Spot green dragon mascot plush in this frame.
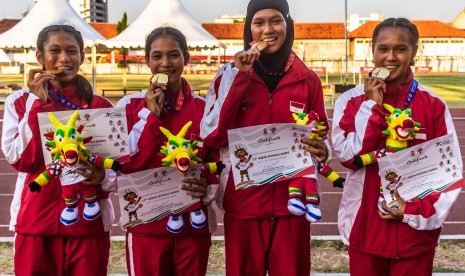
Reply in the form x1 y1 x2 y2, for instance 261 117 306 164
288 111 345 222
29 111 122 225
160 121 224 233
351 103 421 213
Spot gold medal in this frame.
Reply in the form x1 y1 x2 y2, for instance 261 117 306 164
151 73 169 85
255 41 268 51
371 67 390 80
46 69 62 75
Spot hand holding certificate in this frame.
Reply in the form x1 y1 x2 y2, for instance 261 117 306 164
378 133 465 209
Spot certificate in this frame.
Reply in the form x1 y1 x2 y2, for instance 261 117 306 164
38 107 130 166
378 133 465 208
117 165 201 229
228 123 315 190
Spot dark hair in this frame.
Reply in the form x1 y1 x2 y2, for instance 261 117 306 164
145 27 189 60
37 25 93 105
372 18 419 48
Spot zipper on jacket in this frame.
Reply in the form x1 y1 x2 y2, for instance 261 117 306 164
269 93 272 106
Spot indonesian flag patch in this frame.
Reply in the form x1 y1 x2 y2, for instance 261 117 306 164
290 101 305 113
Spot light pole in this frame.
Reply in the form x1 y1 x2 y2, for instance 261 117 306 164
344 0 349 84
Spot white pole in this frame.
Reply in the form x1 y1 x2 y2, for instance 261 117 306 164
92 44 97 91
344 0 349 84
23 48 28 88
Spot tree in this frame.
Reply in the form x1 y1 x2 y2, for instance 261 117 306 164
116 12 128 69
117 12 128 34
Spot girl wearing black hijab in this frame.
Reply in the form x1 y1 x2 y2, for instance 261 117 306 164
201 0 329 275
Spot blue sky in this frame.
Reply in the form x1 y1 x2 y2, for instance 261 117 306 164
1 0 464 24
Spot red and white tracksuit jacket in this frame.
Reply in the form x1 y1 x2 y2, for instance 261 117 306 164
200 55 327 219
332 70 462 258
1 85 116 236
117 79 219 236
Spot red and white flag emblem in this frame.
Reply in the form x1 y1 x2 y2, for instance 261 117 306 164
290 101 305 113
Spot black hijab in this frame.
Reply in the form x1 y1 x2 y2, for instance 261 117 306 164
243 0 295 92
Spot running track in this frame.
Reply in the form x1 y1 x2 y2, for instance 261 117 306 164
0 109 464 238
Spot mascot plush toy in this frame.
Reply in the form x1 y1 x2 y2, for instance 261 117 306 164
29 111 122 225
288 111 345 222
160 121 223 233
351 103 420 212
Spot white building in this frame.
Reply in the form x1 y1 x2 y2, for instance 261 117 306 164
348 13 384 32
69 0 108 22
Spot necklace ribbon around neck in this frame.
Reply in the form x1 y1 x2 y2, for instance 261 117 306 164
47 87 84 110
403 79 418 109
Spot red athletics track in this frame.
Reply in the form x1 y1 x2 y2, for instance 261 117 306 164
0 109 464 238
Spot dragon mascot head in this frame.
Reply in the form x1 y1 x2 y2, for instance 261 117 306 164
382 103 421 151
159 121 202 173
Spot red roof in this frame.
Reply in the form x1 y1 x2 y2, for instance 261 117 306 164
202 22 346 40
89 22 118 39
349 20 465 39
294 23 346 39
202 23 244 39
0 19 20 34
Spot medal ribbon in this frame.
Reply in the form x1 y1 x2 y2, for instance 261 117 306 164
403 79 418 109
48 87 84 110
161 88 184 117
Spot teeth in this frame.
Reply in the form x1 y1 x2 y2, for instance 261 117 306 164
66 157 76 164
262 38 274 42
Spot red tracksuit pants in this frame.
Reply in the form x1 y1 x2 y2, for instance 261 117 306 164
14 232 110 276
349 246 435 275
126 232 211 276
224 214 311 276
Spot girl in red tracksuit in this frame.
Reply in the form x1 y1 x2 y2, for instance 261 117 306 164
200 0 329 275
117 27 219 276
1 25 115 276
332 18 462 275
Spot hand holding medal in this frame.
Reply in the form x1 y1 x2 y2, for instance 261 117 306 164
233 40 268 72
146 73 168 117
364 67 390 106
27 68 63 103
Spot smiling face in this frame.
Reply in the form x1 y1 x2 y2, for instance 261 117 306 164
146 36 188 92
372 27 418 87
36 31 84 86
251 9 287 54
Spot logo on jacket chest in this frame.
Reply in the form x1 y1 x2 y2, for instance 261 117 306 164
289 101 306 113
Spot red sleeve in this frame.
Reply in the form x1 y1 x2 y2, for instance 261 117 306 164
201 64 253 149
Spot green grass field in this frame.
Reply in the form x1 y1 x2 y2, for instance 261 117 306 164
1 73 464 108
0 240 463 274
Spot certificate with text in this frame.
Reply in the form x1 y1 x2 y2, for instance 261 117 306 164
228 123 315 190
38 107 130 166
378 133 465 207
117 165 201 229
